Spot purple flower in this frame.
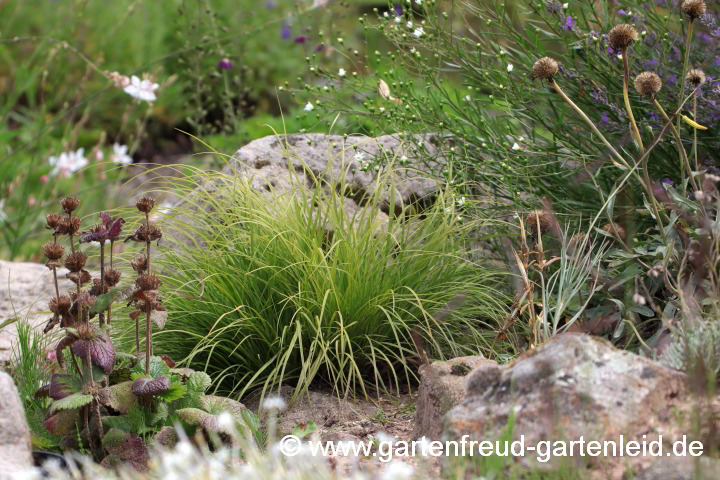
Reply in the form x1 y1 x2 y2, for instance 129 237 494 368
294 36 309 44
265 0 276 8
564 16 574 31
282 21 292 40
395 5 404 16
217 58 233 69
643 59 659 69
663 178 675 186
618 9 626 16
667 74 677 87
315 44 326 52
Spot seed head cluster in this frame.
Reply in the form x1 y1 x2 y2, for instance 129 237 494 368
525 210 550 238
531 57 559 81
136 273 163 291
64 251 88 272
635 72 662 98
686 68 706 87
60 196 80 214
43 242 65 260
608 24 638 51
681 0 706 19
136 196 155 213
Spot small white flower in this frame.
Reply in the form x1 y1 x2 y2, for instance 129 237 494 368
512 142 521 150
632 293 646 306
444 206 452 214
123 75 159 102
354 152 367 164
381 461 415 480
110 143 133 165
464 95 471 101
617 54 623 60
384 11 389 17
562 2 569 9
216 412 235 432
48 148 89 177
413 27 424 38
263 396 287 411
407 21 413 28
456 196 466 206
507 63 514 72
379 107 385 112
395 16 402 23
338 68 346 77
415 0 422 4
304 102 314 112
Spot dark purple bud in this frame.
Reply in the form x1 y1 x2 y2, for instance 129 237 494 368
294 36 309 44
394 5 404 16
663 178 675 186
315 43 326 52
218 58 233 69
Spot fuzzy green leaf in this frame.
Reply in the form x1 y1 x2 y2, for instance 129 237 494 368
187 371 212 394
158 382 187 403
132 356 170 379
50 393 93 414
91 287 126 314
102 428 128 449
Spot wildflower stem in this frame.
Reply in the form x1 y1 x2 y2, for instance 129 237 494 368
652 99 699 192
108 242 113 326
145 212 152 375
622 51 644 153
99 242 105 327
692 93 698 171
549 79 630 170
677 20 694 132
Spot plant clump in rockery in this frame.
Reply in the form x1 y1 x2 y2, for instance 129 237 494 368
35 196 260 472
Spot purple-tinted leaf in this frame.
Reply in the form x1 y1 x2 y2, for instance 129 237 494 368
71 334 116 375
106 218 125 241
100 434 149 472
35 384 50 399
100 211 111 226
44 409 79 436
80 218 125 243
55 336 77 369
49 374 82 400
132 376 171 397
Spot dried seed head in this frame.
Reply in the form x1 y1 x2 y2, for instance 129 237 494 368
525 210 550 238
602 222 626 240
686 68 706 87
681 0 706 19
568 232 591 253
104 268 121 287
43 242 65 260
634 72 662 98
531 57 559 81
128 225 163 243
64 251 88 272
46 213 63 231
136 273 163 291
136 196 155 213
56 215 81 235
131 255 148 273
89 278 109 297
49 295 72 315
60 196 80 214
608 24 638 51
74 322 95 340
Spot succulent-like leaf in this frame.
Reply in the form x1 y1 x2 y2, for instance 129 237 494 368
131 376 171 397
50 393 93 414
49 374 82 400
96 381 138 414
44 409 79 436
71 334 116 375
187 371 212 394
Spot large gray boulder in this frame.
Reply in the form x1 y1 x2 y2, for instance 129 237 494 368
444 333 720 480
0 371 33 478
223 133 445 214
0 259 74 364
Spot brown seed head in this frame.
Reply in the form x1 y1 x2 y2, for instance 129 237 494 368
89 278 109 297
531 57 559 81
60 196 80 214
129 225 163 243
136 196 155 213
74 322 95 340
602 222 627 240
43 242 65 260
136 273 163 291
686 68 706 87
46 213 63 231
525 210 550 238
681 0 706 19
105 268 121 287
608 24 638 51
64 251 88 272
131 255 148 273
49 295 72 315
569 232 589 250
56 215 81 235
634 72 662 98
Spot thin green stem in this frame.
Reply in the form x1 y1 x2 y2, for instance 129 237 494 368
692 93 698 171
653 99 698 192
677 20 694 132
623 51 644 153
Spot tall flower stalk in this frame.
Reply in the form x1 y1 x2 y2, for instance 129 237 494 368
127 196 164 374
609 24 643 153
685 68 707 171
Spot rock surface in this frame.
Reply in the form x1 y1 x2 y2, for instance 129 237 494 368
444 333 719 480
413 355 495 440
224 133 444 214
0 259 74 363
0 371 33 478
